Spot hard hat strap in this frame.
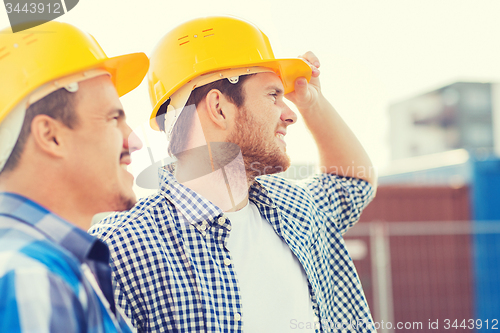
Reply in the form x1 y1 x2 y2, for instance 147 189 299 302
193 67 275 90
0 99 26 173
28 69 111 107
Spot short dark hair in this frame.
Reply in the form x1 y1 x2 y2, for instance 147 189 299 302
164 75 254 156
1 88 78 173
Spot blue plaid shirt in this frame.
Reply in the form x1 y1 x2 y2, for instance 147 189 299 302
0 192 135 333
89 167 376 332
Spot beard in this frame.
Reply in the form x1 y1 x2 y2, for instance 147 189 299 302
112 192 137 212
227 106 291 182
120 196 136 211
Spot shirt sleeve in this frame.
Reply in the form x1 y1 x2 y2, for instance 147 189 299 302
299 174 375 234
0 267 86 333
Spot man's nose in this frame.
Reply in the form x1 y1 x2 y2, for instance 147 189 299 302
125 126 143 153
280 103 297 125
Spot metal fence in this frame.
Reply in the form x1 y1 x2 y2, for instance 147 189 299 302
344 221 500 332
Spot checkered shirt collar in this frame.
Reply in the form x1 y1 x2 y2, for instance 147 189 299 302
0 192 109 265
158 164 276 226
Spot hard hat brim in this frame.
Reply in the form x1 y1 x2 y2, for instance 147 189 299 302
101 52 149 97
149 57 312 131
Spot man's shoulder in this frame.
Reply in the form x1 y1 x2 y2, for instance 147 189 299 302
0 221 90 333
258 173 373 194
254 174 318 214
256 173 307 188
256 173 374 212
256 173 335 198
89 191 171 240
257 172 341 187
0 218 82 285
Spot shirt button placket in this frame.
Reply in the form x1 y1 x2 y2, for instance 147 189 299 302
199 220 209 237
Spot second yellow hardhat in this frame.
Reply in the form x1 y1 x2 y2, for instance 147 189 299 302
0 21 149 126
148 16 312 131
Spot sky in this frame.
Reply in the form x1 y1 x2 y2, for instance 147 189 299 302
2 0 500 195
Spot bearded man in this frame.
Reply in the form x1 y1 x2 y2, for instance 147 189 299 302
90 16 378 333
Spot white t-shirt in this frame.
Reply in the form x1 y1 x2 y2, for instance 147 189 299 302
225 201 317 332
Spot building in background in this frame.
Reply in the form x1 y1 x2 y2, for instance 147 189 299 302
346 82 500 332
389 82 500 161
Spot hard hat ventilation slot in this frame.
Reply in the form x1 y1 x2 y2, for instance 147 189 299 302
22 33 37 46
202 28 214 38
0 46 9 60
178 35 189 46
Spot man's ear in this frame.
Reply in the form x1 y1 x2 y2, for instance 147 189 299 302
30 115 66 157
205 89 236 130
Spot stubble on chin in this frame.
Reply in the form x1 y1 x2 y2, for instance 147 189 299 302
122 197 137 211
114 192 137 212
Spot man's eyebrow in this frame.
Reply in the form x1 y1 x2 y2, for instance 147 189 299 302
266 85 283 94
107 108 125 118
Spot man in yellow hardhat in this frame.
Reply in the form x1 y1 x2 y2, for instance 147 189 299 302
0 21 148 332
91 16 377 332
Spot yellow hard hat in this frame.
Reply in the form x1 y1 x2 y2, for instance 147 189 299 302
148 16 312 131
0 21 149 125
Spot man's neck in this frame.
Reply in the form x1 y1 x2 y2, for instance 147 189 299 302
0 170 93 230
174 144 251 212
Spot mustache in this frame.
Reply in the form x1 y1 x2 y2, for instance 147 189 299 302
120 151 131 160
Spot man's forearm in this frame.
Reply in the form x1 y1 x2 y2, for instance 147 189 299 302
286 51 377 187
299 96 377 186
